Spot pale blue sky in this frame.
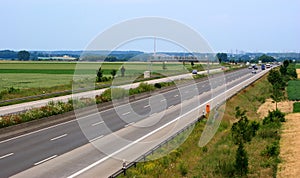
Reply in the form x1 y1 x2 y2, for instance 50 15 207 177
0 0 299 52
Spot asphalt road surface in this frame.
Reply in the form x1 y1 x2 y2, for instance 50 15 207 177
0 68 269 177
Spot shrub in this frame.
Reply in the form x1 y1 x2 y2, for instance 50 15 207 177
193 74 206 80
263 109 285 125
178 161 188 176
261 141 280 157
129 83 155 95
154 83 162 88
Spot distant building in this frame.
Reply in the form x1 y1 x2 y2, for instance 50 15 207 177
38 55 77 61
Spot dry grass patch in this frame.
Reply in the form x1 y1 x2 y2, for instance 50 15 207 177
277 113 300 178
296 69 300 79
257 99 294 119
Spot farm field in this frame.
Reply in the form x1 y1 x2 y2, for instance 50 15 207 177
287 80 300 100
0 61 201 90
0 61 221 102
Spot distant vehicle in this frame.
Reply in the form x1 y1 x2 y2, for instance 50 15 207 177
192 70 198 74
261 64 265 70
254 66 258 70
266 64 271 68
248 66 253 69
252 70 257 74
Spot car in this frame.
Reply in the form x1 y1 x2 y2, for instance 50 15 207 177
192 70 198 74
251 70 257 74
248 66 252 69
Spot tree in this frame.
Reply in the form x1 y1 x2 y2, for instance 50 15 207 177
271 83 283 110
121 66 126 77
110 69 117 78
231 107 259 176
258 54 276 63
267 69 284 89
267 69 285 108
96 67 103 82
235 143 248 176
191 61 194 67
17 50 30 60
216 53 228 63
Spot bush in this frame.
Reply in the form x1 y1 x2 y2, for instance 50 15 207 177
261 141 280 157
178 161 188 176
96 88 128 103
293 102 300 113
263 109 285 125
129 83 155 95
193 74 206 80
154 83 162 88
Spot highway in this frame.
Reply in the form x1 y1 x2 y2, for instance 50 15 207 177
0 68 269 177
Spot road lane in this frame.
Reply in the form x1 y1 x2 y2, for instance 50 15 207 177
0 68 259 177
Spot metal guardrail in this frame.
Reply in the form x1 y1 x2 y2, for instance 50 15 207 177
108 115 205 178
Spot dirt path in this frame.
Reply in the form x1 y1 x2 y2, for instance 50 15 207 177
277 113 300 177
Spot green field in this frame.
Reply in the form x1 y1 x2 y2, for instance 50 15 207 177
287 80 300 100
0 61 197 90
296 63 300 69
293 102 300 112
0 61 220 101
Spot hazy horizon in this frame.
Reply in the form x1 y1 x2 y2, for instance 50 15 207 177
1 0 299 52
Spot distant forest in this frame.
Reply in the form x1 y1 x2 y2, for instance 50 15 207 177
0 50 299 62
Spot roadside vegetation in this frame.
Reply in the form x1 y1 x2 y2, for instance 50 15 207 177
118 72 287 177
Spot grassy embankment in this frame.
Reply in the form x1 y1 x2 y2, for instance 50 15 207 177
119 73 283 177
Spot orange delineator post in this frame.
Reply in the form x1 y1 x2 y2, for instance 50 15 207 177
206 104 210 114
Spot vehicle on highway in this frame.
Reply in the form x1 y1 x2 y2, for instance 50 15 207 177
251 70 257 74
261 64 265 70
266 63 271 68
248 66 253 69
192 70 198 74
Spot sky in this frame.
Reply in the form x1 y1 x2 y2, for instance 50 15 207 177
0 0 299 52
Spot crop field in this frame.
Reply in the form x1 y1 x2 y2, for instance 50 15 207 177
0 61 217 91
287 80 300 100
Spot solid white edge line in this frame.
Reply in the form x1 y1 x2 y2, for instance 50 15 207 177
34 155 57 166
160 99 166 102
0 153 14 159
50 134 68 141
91 121 104 126
68 69 268 178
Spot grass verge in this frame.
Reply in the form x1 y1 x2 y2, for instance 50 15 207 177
118 73 282 177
